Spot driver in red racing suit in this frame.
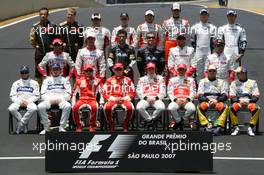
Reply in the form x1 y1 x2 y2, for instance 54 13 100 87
71 64 103 132
103 63 136 132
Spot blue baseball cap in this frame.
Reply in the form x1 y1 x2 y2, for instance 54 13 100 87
51 63 61 69
20 65 29 73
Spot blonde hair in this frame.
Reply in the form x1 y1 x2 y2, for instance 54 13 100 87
68 8 77 16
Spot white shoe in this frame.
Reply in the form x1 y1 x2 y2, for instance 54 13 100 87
39 129 46 135
23 124 28 134
59 126 66 132
231 126 240 136
247 127 255 137
16 122 23 134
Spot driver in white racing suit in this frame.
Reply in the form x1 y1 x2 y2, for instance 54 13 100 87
38 38 75 78
168 34 196 78
75 32 106 79
38 63 71 134
162 2 190 66
8 66 40 134
111 12 137 48
218 10 247 68
167 63 196 130
136 9 164 50
229 66 260 137
190 8 217 81
136 62 166 129
204 39 235 84
83 13 111 57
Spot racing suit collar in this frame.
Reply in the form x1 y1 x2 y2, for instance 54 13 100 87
239 77 248 82
93 25 101 29
178 75 186 78
208 77 216 82
21 78 30 82
53 50 63 56
52 75 61 79
145 21 153 25
86 46 96 51
178 45 186 50
115 75 124 80
121 24 128 28
172 16 180 20
147 73 156 79
200 21 208 25
86 74 95 80
67 20 77 26
118 43 127 49
147 45 156 51
40 20 50 27
215 51 223 56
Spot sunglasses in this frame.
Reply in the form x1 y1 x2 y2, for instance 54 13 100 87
208 70 216 72
147 36 155 39
177 38 186 40
20 72 29 74
115 68 123 71
85 69 93 72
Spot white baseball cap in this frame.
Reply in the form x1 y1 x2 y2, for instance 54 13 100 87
91 13 101 19
86 32 96 39
145 9 155 16
172 2 181 10
208 64 217 70
200 8 209 14
227 10 237 16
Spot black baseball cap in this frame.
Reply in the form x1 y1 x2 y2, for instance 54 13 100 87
20 65 29 73
120 12 129 18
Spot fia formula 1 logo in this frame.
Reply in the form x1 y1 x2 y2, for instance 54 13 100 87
78 134 136 159
73 134 136 169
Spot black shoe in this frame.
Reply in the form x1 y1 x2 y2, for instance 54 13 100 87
143 120 153 130
173 119 184 130
213 126 222 136
151 120 159 131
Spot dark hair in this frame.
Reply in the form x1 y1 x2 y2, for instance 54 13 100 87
117 29 127 37
39 7 49 14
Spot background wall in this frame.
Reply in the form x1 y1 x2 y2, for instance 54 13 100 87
0 0 107 21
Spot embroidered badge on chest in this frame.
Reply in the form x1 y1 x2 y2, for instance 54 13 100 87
80 80 86 87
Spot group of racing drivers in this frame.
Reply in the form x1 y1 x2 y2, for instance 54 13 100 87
8 3 260 136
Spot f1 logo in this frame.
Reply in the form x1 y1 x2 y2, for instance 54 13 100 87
79 135 111 159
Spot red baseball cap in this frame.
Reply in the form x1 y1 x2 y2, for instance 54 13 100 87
146 62 156 69
52 38 63 45
177 63 187 70
83 64 94 71
113 63 124 69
